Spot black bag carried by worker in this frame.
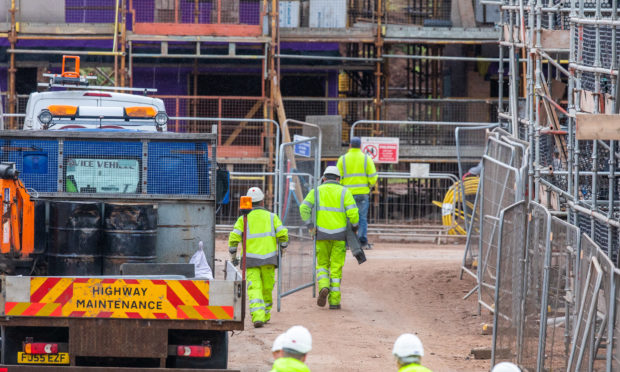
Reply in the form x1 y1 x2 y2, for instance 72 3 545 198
346 222 366 265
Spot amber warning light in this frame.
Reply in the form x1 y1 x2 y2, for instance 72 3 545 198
240 196 253 212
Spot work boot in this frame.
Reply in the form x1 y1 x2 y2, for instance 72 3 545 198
253 321 264 328
317 287 329 307
329 304 341 310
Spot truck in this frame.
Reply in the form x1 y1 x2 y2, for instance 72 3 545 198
0 58 243 370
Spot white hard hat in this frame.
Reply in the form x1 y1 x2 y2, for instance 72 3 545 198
323 166 340 177
392 333 424 358
272 333 287 352
491 362 521 372
282 325 312 354
246 187 264 202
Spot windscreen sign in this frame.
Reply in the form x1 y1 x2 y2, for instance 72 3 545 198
66 158 140 193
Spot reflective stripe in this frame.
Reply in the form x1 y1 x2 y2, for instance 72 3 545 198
351 223 359 227
340 189 346 213
345 204 357 211
270 214 276 236
275 224 285 233
250 299 265 305
342 156 347 177
317 268 329 274
330 287 341 292
341 172 366 179
364 153 367 174
265 309 271 314
301 200 313 208
246 251 278 259
317 274 329 281
318 206 343 212
247 232 275 239
367 172 377 177
318 226 347 234
330 278 341 284
344 184 370 189
265 302 272 307
232 228 242 235
250 306 265 313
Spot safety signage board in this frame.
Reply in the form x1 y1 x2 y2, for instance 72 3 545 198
293 134 311 157
361 137 399 164
4 277 235 320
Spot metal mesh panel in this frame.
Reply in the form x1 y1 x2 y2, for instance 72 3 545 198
65 0 118 23
217 165 276 225
494 201 527 365
277 137 319 304
131 0 261 25
479 154 519 311
0 93 29 130
0 132 215 200
543 217 580 371
383 99 500 124
519 203 551 371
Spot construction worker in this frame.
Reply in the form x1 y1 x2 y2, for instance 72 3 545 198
272 333 286 360
491 362 521 372
228 187 288 328
392 333 432 372
300 166 359 309
337 136 377 249
270 325 312 372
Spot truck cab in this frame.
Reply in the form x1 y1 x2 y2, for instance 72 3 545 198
23 90 168 132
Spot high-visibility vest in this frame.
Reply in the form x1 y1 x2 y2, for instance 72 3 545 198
270 357 311 372
299 181 359 241
337 148 378 195
228 208 288 267
399 363 433 372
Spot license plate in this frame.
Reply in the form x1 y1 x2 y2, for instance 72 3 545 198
17 352 69 364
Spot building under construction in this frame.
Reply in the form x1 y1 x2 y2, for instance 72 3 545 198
0 0 500 228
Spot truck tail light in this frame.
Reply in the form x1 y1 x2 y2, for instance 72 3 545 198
176 345 211 358
24 343 58 354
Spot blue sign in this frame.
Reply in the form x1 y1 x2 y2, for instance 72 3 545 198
293 135 311 157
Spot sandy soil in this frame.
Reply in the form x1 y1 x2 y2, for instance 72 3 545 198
215 240 492 372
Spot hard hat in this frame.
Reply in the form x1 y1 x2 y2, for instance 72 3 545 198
323 166 340 178
246 187 264 202
272 333 287 352
350 137 362 148
282 325 312 354
491 362 522 372
392 333 424 358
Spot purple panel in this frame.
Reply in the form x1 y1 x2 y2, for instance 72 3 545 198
132 67 190 95
328 71 338 114
66 0 85 23
65 0 115 23
16 39 113 49
239 1 260 25
133 0 155 23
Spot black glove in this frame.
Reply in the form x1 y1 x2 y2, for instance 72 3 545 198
352 225 359 233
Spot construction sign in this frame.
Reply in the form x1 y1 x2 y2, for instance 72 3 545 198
4 277 236 320
361 137 399 164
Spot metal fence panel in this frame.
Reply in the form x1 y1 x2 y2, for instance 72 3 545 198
492 200 527 365
276 136 320 311
0 130 216 200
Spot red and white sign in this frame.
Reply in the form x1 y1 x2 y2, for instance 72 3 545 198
361 137 399 164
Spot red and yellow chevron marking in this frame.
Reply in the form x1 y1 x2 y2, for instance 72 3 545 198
4 278 233 320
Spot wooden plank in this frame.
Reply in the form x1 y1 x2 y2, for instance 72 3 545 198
275 88 305 204
541 30 570 50
576 113 620 140
133 23 262 37
223 100 264 146
538 75 568 166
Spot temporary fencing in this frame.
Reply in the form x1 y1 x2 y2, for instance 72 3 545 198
276 121 321 311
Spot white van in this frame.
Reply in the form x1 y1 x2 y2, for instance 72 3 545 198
23 90 168 132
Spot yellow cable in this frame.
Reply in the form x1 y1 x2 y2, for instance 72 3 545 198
433 177 480 235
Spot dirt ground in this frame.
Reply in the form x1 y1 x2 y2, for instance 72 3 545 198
215 240 492 372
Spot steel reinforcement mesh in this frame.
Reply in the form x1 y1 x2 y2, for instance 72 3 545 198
494 201 527 365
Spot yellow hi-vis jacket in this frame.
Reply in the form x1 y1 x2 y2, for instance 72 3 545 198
337 148 378 195
228 207 288 268
299 181 359 241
